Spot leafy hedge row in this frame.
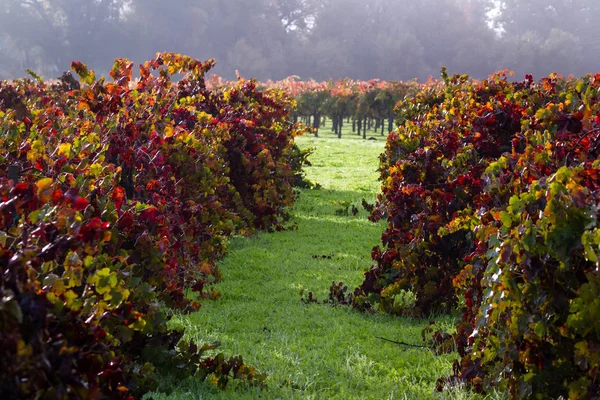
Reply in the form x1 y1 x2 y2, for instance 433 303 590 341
212 75 421 138
0 53 307 398
357 69 600 398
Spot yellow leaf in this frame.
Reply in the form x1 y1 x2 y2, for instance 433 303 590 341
89 163 103 177
17 340 33 357
58 143 72 158
583 106 593 121
102 230 112 243
36 177 53 191
52 279 66 295
164 125 174 138
27 140 43 163
65 290 78 303
128 316 147 331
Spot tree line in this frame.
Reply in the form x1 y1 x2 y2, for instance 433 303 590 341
1 0 599 81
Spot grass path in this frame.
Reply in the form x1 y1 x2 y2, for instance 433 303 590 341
151 131 486 399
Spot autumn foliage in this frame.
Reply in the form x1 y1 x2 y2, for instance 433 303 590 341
0 53 307 398
210 75 422 138
355 69 600 398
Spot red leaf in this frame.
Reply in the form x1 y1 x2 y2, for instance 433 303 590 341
86 217 104 230
13 182 30 196
117 210 134 230
79 217 106 242
51 189 64 204
139 207 159 223
191 280 205 293
73 197 89 211
112 187 125 210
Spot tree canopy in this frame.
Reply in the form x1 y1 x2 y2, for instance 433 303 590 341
1 0 598 80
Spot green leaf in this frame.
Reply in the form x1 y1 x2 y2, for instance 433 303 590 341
25 68 43 82
109 273 118 288
115 325 134 343
533 322 545 337
583 243 598 263
28 210 41 224
83 255 94 268
500 211 513 228
134 202 152 213
3 299 23 323
555 166 573 184
71 61 96 85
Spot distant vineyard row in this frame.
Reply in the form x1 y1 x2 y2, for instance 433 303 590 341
208 75 431 138
330 68 600 398
0 53 309 398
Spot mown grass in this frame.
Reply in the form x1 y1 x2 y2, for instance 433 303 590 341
148 124 503 399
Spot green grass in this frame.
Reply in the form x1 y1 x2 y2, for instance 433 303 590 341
147 130 504 399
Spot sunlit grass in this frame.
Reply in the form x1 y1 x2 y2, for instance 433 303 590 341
147 127 504 399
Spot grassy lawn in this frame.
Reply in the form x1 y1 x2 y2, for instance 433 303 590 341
148 126 502 399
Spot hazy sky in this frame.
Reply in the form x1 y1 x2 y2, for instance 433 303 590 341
1 0 598 81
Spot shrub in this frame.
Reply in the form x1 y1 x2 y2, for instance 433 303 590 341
0 52 305 398
358 69 600 397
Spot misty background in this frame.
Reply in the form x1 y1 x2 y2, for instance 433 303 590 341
1 0 599 82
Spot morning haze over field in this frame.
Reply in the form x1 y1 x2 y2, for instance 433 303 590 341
1 0 600 81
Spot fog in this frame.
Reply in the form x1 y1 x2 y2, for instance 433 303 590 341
1 0 599 82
